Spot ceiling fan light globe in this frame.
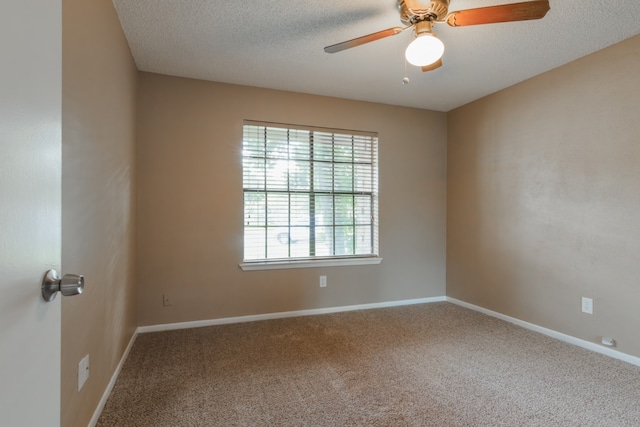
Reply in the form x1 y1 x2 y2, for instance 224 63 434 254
405 34 445 67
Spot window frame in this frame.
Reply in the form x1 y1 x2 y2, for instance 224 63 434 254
240 120 381 270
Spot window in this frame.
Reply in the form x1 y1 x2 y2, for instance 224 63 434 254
242 121 379 267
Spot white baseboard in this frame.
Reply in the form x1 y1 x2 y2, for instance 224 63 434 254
137 296 447 334
446 297 640 368
88 330 139 427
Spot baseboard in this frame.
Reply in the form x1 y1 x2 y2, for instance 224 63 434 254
446 297 640 368
88 329 139 427
137 296 447 334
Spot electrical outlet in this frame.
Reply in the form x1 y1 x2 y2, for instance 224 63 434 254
78 354 90 391
163 294 172 306
581 297 593 314
319 276 327 288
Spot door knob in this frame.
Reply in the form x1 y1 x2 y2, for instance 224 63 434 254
41 269 84 302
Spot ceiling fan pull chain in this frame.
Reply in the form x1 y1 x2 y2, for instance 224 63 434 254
403 57 410 85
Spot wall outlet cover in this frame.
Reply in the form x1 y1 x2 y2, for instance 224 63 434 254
319 276 327 288
78 354 90 391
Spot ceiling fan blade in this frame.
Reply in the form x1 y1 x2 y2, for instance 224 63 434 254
324 26 407 54
446 0 550 27
421 59 442 72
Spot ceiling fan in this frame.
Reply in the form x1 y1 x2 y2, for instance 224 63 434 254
324 0 550 72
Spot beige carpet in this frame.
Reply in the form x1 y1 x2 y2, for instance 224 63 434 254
97 302 640 426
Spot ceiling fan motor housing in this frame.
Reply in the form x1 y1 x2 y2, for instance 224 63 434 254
399 0 450 24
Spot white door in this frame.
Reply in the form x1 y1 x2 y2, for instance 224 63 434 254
0 0 62 426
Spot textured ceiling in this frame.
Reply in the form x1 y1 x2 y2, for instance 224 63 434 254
112 1 640 112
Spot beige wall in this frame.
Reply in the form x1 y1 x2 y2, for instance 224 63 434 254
61 0 137 426
136 73 447 326
447 35 640 357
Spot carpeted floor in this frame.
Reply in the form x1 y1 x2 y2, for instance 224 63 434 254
97 302 640 426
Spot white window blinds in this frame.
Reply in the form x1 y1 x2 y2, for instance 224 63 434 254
242 121 379 262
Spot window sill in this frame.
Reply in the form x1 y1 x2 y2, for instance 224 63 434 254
239 257 382 271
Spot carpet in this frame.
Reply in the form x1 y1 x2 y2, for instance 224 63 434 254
96 302 640 426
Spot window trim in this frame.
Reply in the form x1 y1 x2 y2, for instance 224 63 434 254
239 256 383 271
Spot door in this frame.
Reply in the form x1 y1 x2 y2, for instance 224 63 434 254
0 0 62 426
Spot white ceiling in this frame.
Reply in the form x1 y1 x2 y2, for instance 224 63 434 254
112 1 640 112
